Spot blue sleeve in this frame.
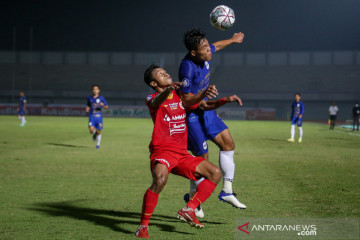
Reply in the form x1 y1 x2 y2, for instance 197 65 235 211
179 61 194 94
87 97 91 107
210 44 216 54
101 96 108 106
300 102 305 115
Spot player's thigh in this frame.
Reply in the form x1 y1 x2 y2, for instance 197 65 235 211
172 153 205 181
212 129 235 151
187 118 209 156
195 160 221 183
297 118 303 127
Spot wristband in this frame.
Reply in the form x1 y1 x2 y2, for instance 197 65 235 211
219 98 227 105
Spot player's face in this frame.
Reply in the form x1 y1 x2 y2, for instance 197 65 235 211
92 86 100 96
151 68 173 88
193 38 212 62
295 94 301 102
19 92 24 97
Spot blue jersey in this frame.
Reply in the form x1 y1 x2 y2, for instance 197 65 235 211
87 95 108 117
19 96 26 110
179 44 216 105
291 100 305 118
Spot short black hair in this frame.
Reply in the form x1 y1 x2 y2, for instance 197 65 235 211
92 84 100 89
144 64 160 89
295 93 301 97
183 28 206 51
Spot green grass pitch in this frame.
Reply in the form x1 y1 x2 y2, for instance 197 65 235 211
0 116 359 239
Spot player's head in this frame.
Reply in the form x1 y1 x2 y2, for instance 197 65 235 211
92 84 100 96
184 28 212 62
332 101 336 106
19 91 24 97
295 93 301 102
144 64 173 91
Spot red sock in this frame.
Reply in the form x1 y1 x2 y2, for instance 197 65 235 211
187 179 217 210
140 188 159 226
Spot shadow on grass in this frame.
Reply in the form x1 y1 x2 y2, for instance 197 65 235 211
47 143 88 148
27 200 201 236
262 138 287 142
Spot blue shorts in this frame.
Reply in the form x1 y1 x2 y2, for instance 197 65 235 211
18 110 25 116
291 116 303 127
186 109 228 155
89 115 103 130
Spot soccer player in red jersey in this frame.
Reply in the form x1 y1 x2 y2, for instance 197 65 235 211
136 64 242 238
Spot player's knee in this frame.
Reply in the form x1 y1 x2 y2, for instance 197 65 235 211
221 140 235 151
211 166 222 184
154 172 168 187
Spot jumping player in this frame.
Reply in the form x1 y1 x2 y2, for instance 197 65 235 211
288 93 305 143
136 64 242 238
178 28 246 214
85 84 108 149
17 91 27 127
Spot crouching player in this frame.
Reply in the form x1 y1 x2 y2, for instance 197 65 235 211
136 64 228 238
85 84 108 149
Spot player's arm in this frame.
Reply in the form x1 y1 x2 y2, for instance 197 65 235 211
200 95 242 111
85 98 91 113
180 85 218 108
23 100 27 111
212 32 245 52
149 82 182 109
100 98 109 109
299 103 304 118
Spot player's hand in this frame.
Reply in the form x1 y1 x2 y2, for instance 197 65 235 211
100 102 104 107
232 32 245 44
206 85 218 99
227 95 243 106
171 82 182 91
299 114 303 118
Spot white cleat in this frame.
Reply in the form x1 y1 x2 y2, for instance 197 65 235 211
218 191 246 209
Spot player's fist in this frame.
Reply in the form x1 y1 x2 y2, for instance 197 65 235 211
171 82 182 91
227 95 242 106
232 32 245 44
100 102 105 107
206 85 218 99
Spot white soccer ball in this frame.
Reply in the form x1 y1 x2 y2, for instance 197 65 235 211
210 5 235 31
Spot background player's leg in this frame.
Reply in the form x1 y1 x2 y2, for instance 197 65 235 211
96 129 101 148
291 125 295 139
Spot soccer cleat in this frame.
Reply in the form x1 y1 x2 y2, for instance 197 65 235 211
298 138 302 143
96 145 100 149
177 208 204 229
135 225 150 238
287 138 294 142
183 193 205 218
218 191 246 209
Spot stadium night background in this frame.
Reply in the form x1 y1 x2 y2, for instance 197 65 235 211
0 0 359 239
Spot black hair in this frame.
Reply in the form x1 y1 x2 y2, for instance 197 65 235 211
144 64 160 89
295 93 301 97
92 84 100 89
183 28 206 51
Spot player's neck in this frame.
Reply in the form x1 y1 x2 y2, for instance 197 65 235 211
93 94 99 98
189 54 205 66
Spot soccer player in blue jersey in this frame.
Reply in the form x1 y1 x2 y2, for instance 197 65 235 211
85 84 108 149
288 93 305 143
178 28 246 214
17 91 27 127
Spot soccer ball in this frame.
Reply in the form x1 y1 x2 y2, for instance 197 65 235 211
210 5 235 31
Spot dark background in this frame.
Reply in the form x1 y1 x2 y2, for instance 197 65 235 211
1 0 360 52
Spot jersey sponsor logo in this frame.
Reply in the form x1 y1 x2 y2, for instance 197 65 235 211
297 103 300 107
169 120 186 135
154 158 170 168
182 78 190 88
203 141 208 150
205 61 209 69
164 114 171 122
146 95 153 102
171 113 186 120
169 102 178 110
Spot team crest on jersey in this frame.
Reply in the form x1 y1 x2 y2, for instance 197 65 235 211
297 104 300 107
164 114 171 122
96 98 100 103
167 93 173 99
169 120 186 135
182 79 190 88
205 61 209 69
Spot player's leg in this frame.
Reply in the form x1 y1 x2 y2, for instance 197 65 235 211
88 117 97 140
211 129 246 208
95 118 103 149
288 117 297 142
298 119 303 142
137 162 169 238
176 156 221 228
19 111 26 127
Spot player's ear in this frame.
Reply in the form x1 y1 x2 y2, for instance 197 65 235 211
190 50 196 57
150 81 157 88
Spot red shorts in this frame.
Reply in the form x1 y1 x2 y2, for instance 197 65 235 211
150 150 205 181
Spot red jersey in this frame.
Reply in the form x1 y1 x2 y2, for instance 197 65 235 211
146 90 187 153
